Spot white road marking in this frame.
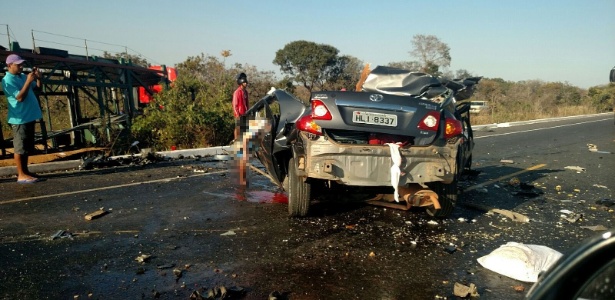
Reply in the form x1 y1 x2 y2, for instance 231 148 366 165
0 170 228 205
475 118 611 139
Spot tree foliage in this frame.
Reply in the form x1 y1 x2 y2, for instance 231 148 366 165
409 34 451 76
469 79 613 124
129 54 277 150
102 51 149 67
273 40 341 93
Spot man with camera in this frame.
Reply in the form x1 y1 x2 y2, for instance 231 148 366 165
1 54 44 183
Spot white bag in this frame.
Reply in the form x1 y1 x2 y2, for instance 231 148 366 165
477 242 563 282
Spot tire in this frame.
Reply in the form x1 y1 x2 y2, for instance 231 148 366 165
427 151 461 218
426 180 457 218
288 158 310 217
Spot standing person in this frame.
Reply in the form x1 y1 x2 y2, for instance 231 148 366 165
232 72 248 141
1 54 44 183
232 72 249 185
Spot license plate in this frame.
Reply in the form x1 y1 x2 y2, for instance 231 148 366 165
353 111 397 126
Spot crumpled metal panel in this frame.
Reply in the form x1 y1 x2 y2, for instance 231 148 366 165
361 66 448 98
361 66 481 101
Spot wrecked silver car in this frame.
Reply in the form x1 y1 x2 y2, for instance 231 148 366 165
247 66 481 217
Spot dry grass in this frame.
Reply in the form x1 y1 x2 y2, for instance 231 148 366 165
470 105 601 125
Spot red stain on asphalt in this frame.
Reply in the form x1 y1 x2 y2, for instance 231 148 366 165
234 190 288 204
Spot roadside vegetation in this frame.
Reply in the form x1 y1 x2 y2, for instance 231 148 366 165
2 35 613 153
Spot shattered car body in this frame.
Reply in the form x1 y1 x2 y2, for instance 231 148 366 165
248 66 481 217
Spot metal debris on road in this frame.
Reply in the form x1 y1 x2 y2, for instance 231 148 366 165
444 244 457 254
463 202 530 223
50 230 73 240
561 212 583 223
587 143 613 154
84 209 108 220
156 263 175 269
500 159 515 164
134 254 151 263
564 166 586 172
596 199 615 207
581 225 608 231
453 282 480 298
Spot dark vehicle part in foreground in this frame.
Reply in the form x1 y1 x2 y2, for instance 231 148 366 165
248 66 481 218
526 228 615 300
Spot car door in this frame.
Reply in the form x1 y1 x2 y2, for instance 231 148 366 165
249 90 308 187
249 97 283 186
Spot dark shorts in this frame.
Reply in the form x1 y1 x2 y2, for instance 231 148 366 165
11 122 36 155
235 115 248 133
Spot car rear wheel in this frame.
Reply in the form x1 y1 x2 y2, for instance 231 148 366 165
426 180 457 218
288 157 311 217
427 151 461 218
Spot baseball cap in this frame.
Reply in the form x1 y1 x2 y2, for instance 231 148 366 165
6 54 25 65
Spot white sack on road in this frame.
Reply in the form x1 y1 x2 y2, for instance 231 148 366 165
477 242 563 282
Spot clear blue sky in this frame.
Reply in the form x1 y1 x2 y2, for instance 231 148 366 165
2 0 614 88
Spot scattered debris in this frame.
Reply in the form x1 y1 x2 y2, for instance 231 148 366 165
581 225 608 231
587 143 612 154
596 199 615 207
555 185 562 192
84 209 108 221
462 202 530 222
427 220 439 225
268 291 282 300
476 188 489 193
220 230 236 236
500 159 514 164
135 254 151 263
193 166 210 173
509 177 520 186
156 264 175 270
513 285 525 292
564 166 586 172
190 286 244 300
453 282 480 298
79 151 163 170
189 290 204 300
50 230 73 240
173 268 182 282
593 184 608 189
369 251 376 258
444 244 457 254
560 211 583 223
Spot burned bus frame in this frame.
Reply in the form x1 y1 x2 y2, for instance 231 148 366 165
0 45 166 157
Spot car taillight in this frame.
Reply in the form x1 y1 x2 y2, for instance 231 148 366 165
311 99 332 120
418 112 462 139
417 111 440 131
296 115 323 135
444 119 462 138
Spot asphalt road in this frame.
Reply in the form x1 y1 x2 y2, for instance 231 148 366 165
0 114 613 300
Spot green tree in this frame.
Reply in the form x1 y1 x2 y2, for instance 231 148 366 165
387 61 421 71
409 34 451 76
324 55 364 91
273 40 340 93
102 51 148 67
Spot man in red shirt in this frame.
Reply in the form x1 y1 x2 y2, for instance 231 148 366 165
232 73 249 185
232 73 248 140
